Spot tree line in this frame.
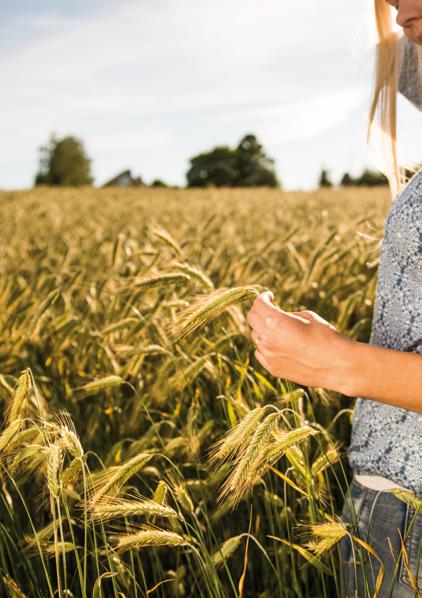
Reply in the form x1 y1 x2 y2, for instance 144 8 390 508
318 168 388 188
34 133 399 190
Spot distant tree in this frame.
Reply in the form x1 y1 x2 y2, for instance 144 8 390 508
233 134 279 187
186 146 239 188
318 169 333 188
340 172 353 187
35 134 93 186
356 169 388 186
186 134 279 188
339 168 388 187
151 179 168 188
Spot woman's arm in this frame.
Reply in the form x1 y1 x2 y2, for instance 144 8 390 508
247 291 422 415
343 341 422 414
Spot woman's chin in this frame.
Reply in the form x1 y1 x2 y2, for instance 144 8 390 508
404 30 422 46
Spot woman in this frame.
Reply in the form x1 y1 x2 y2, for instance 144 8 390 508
246 0 421 595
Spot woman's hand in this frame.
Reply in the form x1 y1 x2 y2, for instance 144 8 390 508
246 290 355 394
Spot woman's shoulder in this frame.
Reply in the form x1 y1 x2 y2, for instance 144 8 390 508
392 170 422 208
398 35 422 111
387 170 422 214
383 171 422 283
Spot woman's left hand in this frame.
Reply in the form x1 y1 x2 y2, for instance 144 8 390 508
246 290 354 394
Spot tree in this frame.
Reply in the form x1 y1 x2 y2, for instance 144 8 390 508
338 168 388 187
233 134 279 187
340 172 353 187
186 146 239 188
318 169 333 188
151 179 168 188
355 169 388 186
35 134 93 186
186 134 279 188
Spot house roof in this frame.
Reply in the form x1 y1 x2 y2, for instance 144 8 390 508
102 169 143 187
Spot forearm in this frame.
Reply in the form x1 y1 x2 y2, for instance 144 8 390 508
339 340 422 414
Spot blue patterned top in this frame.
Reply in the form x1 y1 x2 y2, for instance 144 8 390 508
347 171 422 492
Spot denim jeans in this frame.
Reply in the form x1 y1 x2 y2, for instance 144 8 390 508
339 477 422 597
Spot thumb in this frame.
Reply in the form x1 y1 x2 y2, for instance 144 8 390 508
260 290 274 304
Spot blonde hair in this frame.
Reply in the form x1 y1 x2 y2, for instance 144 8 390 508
368 0 422 197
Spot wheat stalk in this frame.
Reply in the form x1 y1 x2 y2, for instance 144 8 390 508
173 483 195 514
61 457 83 489
101 317 140 335
208 406 268 466
119 272 190 292
0 419 24 454
45 444 63 498
311 442 342 476
168 354 215 391
115 529 187 552
211 535 243 569
152 481 169 505
76 375 126 397
218 412 283 507
56 412 83 458
116 344 169 357
24 520 61 549
41 542 75 557
0 574 26 598
90 495 179 522
391 489 422 514
301 521 347 557
89 453 153 505
150 226 183 257
172 262 214 290
7 370 31 425
170 285 265 342
253 426 319 480
9 443 46 478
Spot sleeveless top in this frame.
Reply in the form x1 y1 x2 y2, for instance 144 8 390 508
347 35 422 493
347 171 422 493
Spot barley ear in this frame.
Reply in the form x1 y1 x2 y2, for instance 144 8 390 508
218 411 283 507
89 453 153 506
207 406 267 467
170 285 266 343
300 521 348 557
115 529 188 553
211 535 243 569
45 444 63 499
391 489 422 514
7 370 31 425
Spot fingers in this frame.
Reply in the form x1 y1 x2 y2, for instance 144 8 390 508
247 297 309 344
251 293 309 326
295 309 338 332
248 316 279 352
260 290 274 304
254 349 272 372
250 330 274 355
246 309 264 332
251 292 278 320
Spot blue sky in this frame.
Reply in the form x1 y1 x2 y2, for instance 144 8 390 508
1 0 422 190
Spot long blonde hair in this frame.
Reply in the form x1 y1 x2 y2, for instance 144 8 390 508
368 0 422 197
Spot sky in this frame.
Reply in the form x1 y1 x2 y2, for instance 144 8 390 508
1 0 422 190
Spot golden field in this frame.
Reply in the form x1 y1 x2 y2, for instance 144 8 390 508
0 186 396 597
